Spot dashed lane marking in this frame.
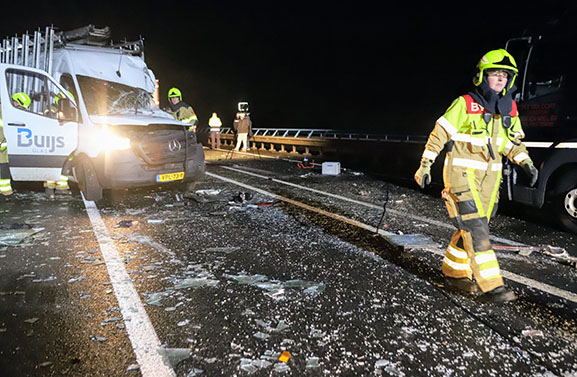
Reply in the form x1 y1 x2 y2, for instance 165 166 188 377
221 166 523 246
208 171 577 304
83 196 175 377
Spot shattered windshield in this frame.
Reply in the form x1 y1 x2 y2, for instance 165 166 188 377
76 75 157 115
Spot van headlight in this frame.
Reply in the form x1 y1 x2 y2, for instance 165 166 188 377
97 126 131 151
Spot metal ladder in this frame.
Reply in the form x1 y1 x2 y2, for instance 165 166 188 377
0 26 55 73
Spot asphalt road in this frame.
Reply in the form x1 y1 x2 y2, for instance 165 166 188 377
0 149 576 377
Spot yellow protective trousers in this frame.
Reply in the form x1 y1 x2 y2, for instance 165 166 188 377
441 164 504 293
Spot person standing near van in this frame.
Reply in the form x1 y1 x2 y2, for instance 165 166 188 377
234 113 252 152
167 88 198 131
0 92 32 196
208 112 222 149
414 49 538 303
0 113 12 197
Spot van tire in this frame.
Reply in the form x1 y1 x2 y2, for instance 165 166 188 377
551 171 577 233
77 157 103 201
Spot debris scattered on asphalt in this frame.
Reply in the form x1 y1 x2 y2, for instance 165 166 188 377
157 348 193 368
186 368 204 377
174 277 219 289
90 335 108 342
522 329 544 337
232 192 253 203
68 276 85 284
278 351 291 362
204 246 240 254
116 220 134 228
306 357 320 369
0 225 45 246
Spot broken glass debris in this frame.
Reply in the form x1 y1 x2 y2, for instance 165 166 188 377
174 278 219 289
116 220 134 228
522 329 544 337
273 362 290 372
204 247 240 254
0 226 45 246
186 368 204 377
253 332 270 339
306 357 320 369
157 348 193 368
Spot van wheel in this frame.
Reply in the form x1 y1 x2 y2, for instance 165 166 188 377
551 171 577 233
182 181 197 193
77 157 103 201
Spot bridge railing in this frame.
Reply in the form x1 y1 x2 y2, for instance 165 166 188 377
216 127 427 157
219 127 427 143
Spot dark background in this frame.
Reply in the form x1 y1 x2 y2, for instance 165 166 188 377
0 1 574 133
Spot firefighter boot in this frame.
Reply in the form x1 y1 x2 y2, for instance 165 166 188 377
45 187 55 199
478 286 517 303
444 277 477 294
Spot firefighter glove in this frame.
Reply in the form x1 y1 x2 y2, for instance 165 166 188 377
521 159 538 187
414 157 433 189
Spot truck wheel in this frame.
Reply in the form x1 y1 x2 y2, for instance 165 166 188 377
552 171 577 234
77 157 103 201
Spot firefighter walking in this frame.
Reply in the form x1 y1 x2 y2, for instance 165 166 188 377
414 49 539 303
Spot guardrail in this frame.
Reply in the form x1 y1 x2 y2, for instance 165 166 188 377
217 127 427 156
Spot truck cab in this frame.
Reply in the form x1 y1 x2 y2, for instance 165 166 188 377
504 31 577 233
0 26 205 201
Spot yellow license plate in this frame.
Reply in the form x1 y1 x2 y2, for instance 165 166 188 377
156 172 185 182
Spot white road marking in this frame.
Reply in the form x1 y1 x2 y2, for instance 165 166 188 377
83 196 175 377
208 171 577 304
222 166 524 246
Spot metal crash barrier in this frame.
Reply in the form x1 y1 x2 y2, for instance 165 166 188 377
218 127 427 157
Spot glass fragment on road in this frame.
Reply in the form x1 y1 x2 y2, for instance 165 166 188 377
0 226 45 246
157 348 193 368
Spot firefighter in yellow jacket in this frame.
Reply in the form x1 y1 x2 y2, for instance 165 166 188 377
167 88 198 131
414 49 538 303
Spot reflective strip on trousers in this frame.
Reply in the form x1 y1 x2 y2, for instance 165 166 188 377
56 175 69 190
475 250 501 279
0 178 12 192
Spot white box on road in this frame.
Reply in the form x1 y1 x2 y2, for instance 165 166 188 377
322 162 341 175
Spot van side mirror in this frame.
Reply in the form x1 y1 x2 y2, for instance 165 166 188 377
57 98 78 123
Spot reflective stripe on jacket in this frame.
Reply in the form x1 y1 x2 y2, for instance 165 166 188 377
422 95 529 169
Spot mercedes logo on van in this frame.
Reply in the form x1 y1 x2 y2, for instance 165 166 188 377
168 139 182 152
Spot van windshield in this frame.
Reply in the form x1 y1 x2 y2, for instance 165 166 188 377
76 75 157 115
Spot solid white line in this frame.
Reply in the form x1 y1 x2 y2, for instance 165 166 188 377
83 196 175 377
221 166 524 246
207 171 577 304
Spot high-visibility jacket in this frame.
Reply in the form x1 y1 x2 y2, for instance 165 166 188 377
0 117 8 164
0 117 13 195
422 95 530 219
422 94 532 292
169 102 198 125
209 115 222 130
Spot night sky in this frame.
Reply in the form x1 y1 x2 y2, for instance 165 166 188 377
0 1 574 133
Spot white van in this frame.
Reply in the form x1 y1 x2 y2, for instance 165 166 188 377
0 26 205 200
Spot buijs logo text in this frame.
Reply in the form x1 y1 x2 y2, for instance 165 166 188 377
17 128 64 153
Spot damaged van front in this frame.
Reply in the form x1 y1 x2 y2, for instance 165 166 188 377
64 62 205 200
0 26 205 201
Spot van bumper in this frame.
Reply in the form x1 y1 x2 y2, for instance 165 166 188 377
92 142 205 189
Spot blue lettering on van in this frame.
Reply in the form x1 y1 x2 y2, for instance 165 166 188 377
17 128 64 153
